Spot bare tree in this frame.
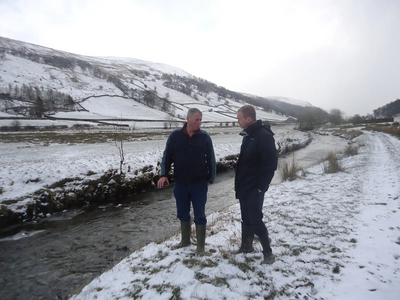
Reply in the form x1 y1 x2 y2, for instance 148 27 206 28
35 96 44 118
329 108 344 125
11 120 21 131
113 119 126 174
167 115 176 129
143 90 156 107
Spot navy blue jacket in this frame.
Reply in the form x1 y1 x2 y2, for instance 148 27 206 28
160 124 216 184
235 120 278 199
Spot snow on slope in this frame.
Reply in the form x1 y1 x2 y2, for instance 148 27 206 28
268 96 314 107
79 96 171 120
0 36 292 124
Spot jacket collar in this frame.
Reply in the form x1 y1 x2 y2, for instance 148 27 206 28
239 120 262 136
181 123 201 136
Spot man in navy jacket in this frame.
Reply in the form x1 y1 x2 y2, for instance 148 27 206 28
157 108 216 256
234 105 278 264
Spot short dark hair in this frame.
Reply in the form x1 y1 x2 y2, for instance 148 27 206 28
187 108 202 117
238 105 256 121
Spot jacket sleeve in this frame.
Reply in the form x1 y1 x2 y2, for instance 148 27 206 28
207 135 216 183
257 133 278 191
160 131 175 177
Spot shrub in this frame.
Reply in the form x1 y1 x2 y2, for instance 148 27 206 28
10 120 21 131
333 265 341 274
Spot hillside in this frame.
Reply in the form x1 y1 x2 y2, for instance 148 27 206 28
373 98 400 118
0 36 324 127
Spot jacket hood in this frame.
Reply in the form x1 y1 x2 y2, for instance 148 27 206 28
240 120 274 136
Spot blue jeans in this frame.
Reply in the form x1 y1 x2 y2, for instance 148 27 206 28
173 181 208 225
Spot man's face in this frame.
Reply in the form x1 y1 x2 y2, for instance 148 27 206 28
187 112 202 131
237 111 250 129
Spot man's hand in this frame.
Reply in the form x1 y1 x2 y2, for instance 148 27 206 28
157 177 169 188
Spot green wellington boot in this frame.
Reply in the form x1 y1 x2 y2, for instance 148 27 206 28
195 224 206 256
174 221 191 249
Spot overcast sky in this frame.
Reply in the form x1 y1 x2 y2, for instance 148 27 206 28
1 0 399 116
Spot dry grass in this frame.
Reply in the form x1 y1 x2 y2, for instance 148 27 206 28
343 144 359 156
280 154 303 181
323 151 343 173
365 123 400 138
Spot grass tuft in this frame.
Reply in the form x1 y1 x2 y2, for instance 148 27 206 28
323 152 343 173
344 144 358 156
280 154 303 181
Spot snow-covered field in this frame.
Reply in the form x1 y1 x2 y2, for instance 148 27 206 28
0 125 310 213
70 131 400 300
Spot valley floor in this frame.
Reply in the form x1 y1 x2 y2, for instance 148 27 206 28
70 131 400 300
0 125 311 215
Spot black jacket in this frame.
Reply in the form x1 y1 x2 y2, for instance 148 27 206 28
160 124 216 184
235 120 278 199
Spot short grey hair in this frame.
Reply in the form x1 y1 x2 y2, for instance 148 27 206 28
187 107 202 117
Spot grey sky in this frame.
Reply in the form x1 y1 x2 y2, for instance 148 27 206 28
1 0 399 116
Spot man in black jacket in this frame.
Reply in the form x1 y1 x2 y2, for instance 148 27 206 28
157 108 216 256
233 105 278 264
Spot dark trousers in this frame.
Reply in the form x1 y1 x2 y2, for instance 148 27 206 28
239 189 271 254
173 181 208 225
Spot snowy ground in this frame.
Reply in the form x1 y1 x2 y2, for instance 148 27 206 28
70 131 400 300
0 125 310 214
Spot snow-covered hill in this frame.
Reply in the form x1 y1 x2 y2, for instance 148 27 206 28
267 96 313 107
0 36 318 127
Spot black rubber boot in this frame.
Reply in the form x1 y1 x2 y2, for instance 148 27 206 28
195 224 206 256
232 222 254 254
174 221 191 249
259 232 275 265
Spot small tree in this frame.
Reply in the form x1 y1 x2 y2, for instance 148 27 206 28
11 120 21 131
297 110 318 130
329 109 344 125
35 96 44 118
167 115 176 129
143 90 156 107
